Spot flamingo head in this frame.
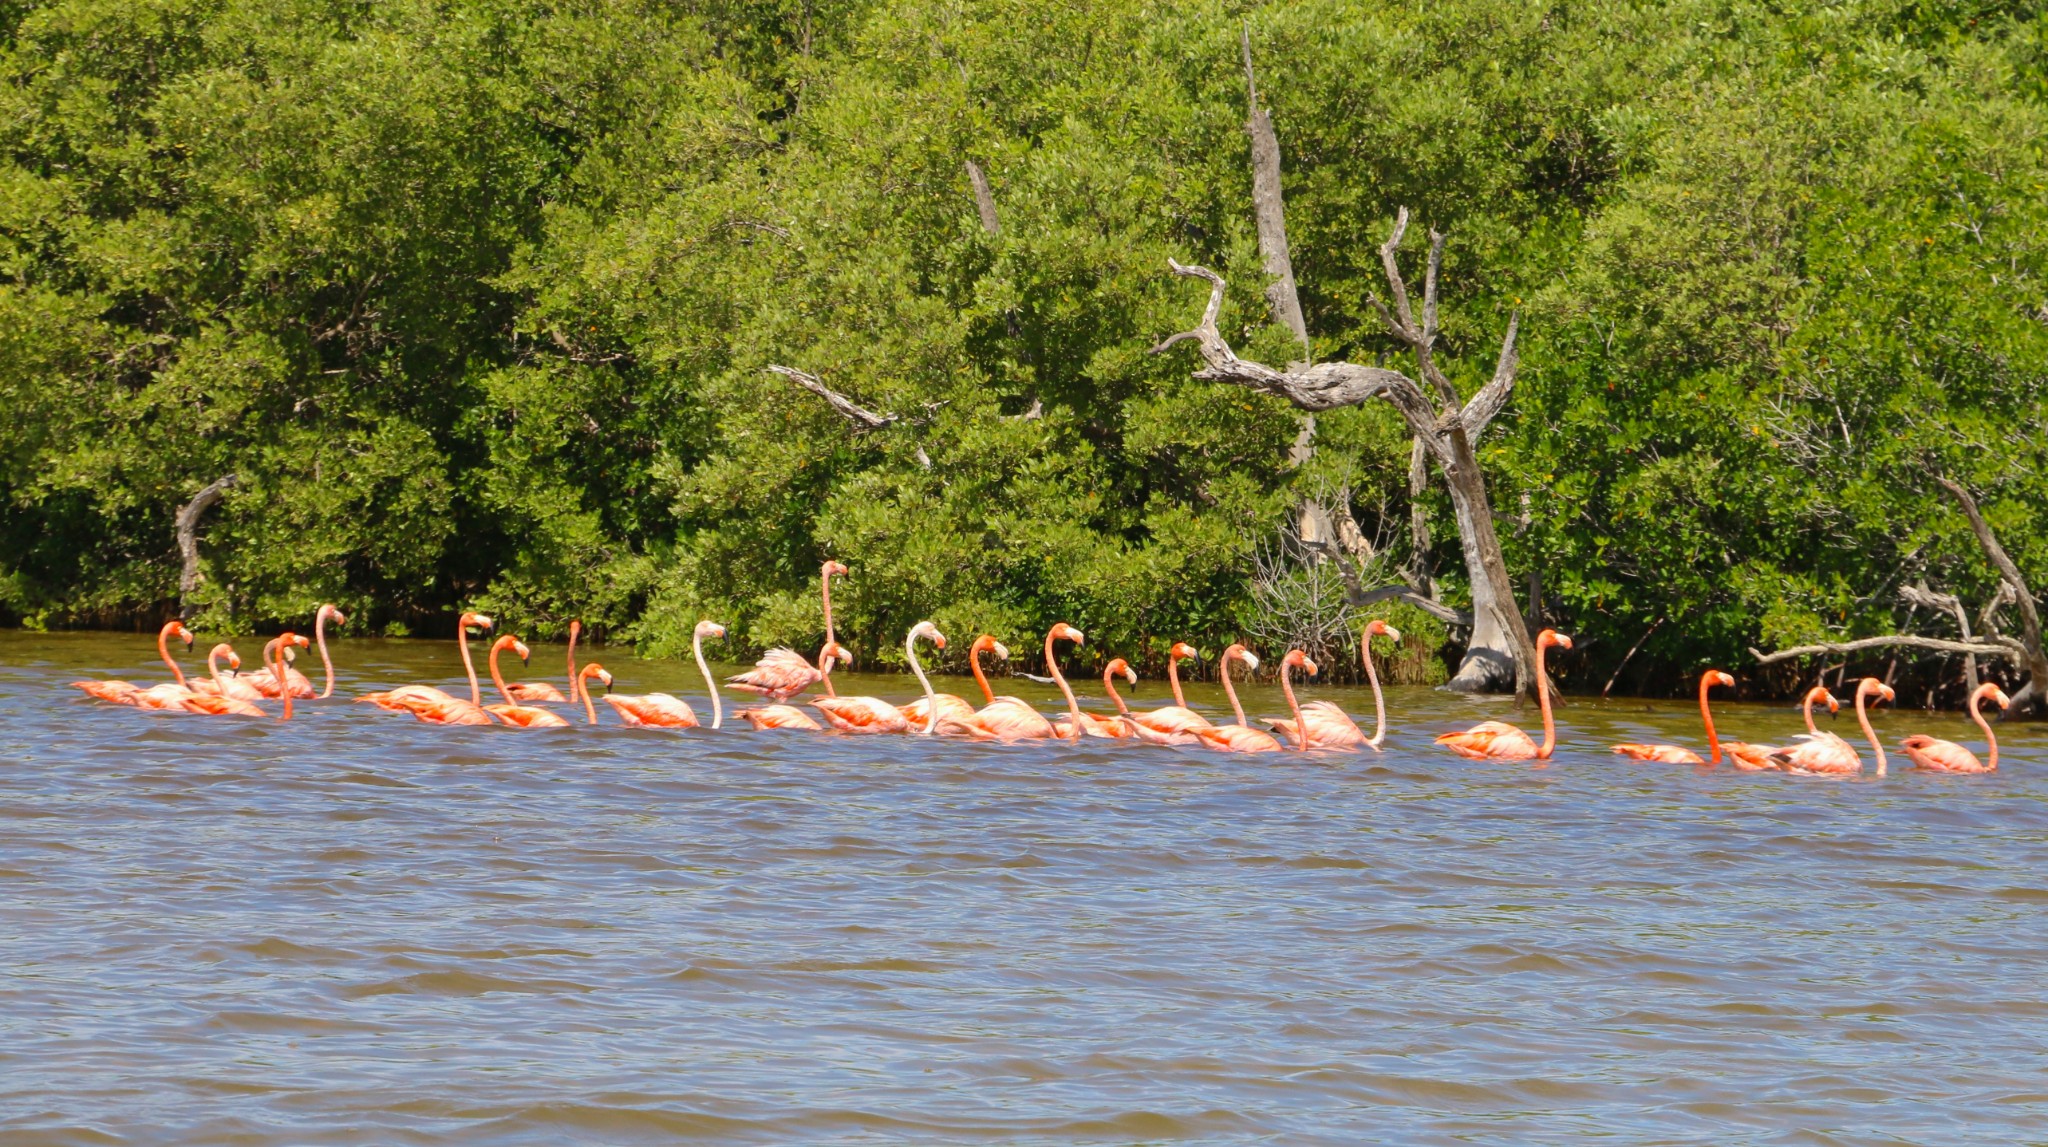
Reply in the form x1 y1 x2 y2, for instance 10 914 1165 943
1858 677 1894 705
1051 622 1084 645
568 619 581 639
1706 669 1736 691
494 636 530 663
1283 649 1317 677
168 621 195 647
1169 641 1199 662
909 621 945 649
1366 619 1401 642
972 634 1009 660
822 641 853 666
585 664 613 692
823 560 850 579
1537 629 1573 651
1223 644 1259 673
318 604 347 628
1805 686 1840 715
209 643 236 664
1105 658 1136 686
694 620 727 640
462 612 494 633
1980 683 2012 710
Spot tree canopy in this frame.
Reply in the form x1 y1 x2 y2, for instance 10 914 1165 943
2 0 2044 699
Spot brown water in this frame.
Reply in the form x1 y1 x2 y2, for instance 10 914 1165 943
6 630 2048 1144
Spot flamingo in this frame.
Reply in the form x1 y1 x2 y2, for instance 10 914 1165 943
1434 629 1572 760
1901 682 2009 774
604 620 727 728
1770 677 1892 775
728 560 848 701
1269 621 1401 751
1034 623 1097 741
504 619 576 704
1055 658 1173 741
358 611 494 718
71 620 194 706
812 622 946 734
733 642 848 731
263 633 309 721
313 603 346 698
1193 644 1285 753
1612 670 1739 765
1129 642 1213 739
247 609 335 699
899 634 1007 732
180 644 268 717
482 635 571 728
576 663 613 724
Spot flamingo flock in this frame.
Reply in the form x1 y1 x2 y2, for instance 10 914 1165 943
66 561 2016 775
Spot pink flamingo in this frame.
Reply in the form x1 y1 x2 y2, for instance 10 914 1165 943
262 633 309 721
1056 658 1176 741
505 619 575 704
359 611 494 716
71 620 195 706
248 607 338 698
1435 629 1572 760
1193 645 1285 753
576 663 613 724
1901 682 2008 774
733 642 849 730
1270 620 1402 751
604 621 727 729
181 644 268 717
1032 623 1097 741
482 636 571 728
900 634 1007 732
813 622 946 734
1612 670 1737 765
314 604 346 697
729 560 849 701
1129 642 1212 739
1770 677 1892 775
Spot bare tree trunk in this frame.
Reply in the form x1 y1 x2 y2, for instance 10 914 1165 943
1153 208 1539 697
1407 435 1433 597
1241 25 1309 362
1938 477 2048 715
176 474 237 620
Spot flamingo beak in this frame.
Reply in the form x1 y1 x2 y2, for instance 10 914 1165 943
992 641 1010 661
1383 626 1402 643
1241 652 1261 672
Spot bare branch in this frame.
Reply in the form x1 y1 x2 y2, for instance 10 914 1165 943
765 365 897 431
176 474 238 619
1376 208 1416 337
1749 634 2028 666
1421 229 1445 344
1459 313 1522 437
1344 582 1473 627
964 159 1000 236
1937 477 2044 660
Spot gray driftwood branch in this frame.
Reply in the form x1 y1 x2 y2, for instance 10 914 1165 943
1749 634 2028 666
765 365 931 469
176 474 238 618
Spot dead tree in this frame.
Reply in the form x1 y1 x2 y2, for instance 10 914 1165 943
766 365 932 469
1155 208 1536 696
1939 477 2048 714
175 474 238 620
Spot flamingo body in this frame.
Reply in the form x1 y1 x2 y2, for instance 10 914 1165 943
1270 701 1366 751
812 695 909 734
1197 723 1284 753
1900 736 1989 774
1771 732 1861 775
734 705 825 731
183 693 267 718
1435 721 1539 760
727 648 824 702
1612 742 1706 764
603 693 700 728
485 703 571 728
505 682 569 704
72 680 141 705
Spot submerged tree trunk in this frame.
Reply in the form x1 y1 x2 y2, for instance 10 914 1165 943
1153 209 1539 697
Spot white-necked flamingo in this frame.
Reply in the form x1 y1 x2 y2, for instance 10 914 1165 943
182 644 267 717
358 611 495 721
814 622 946 734
604 620 726 728
901 634 1006 732
1435 629 1572 760
1771 677 1892 775
1271 620 1401 751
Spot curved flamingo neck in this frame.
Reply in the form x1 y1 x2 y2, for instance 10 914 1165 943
817 647 838 697
159 624 188 688
822 565 839 645
972 642 996 705
1801 690 1819 735
209 647 229 694
566 621 581 705
1535 641 1557 759
1221 654 1249 727
1046 632 1082 726
275 635 296 721
315 607 338 698
1363 632 1387 748
1856 687 1886 776
1167 652 1188 708
488 638 515 707
694 630 722 730
1700 673 1722 765
1973 689 1997 770
578 665 604 725
460 623 482 706
1104 667 1132 717
1280 660 1307 750
907 630 939 736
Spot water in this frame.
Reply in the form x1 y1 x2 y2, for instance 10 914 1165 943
5 630 2047 1144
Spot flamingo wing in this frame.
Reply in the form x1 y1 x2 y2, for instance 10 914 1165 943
972 701 1057 740
1721 740 1780 771
899 693 974 731
484 703 571 728
603 693 700 728
72 680 141 705
733 705 824 731
506 682 569 704
404 697 497 726
726 648 821 701
812 696 907 734
1194 723 1283 753
1435 721 1536 760
1612 743 1707 765
131 684 200 711
1131 705 1214 735
182 693 267 718
1271 702 1364 750
1900 735 1987 774
1767 733 1857 774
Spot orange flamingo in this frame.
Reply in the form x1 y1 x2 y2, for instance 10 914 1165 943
733 642 848 730
505 619 575 704
1612 670 1736 765
1270 621 1401 751
729 560 848 701
813 622 946 734
72 620 195 706
1770 677 1892 775
358 611 493 716
1129 642 1212 739
180 644 268 717
900 634 1007 732
1057 658 1174 741
604 620 727 728
1901 682 2008 774
265 632 310 721
575 663 613 724
482 635 571 728
1193 645 1285 753
1435 629 1572 760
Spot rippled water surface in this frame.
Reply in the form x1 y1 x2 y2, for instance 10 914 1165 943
6 630 2048 1145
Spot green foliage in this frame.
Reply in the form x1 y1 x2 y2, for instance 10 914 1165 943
1 0 2044 697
